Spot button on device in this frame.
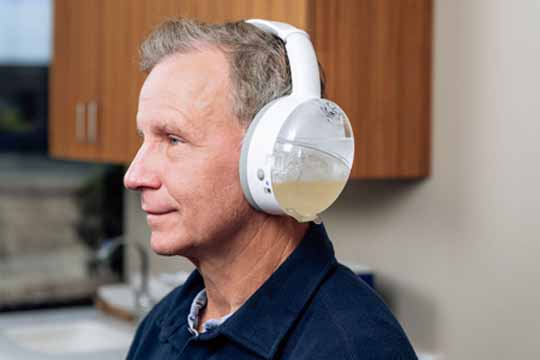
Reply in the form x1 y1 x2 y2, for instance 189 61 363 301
257 169 265 181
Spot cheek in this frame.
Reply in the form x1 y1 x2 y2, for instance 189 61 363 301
162 151 242 205
201 153 243 205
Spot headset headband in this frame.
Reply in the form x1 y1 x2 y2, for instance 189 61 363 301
246 19 321 98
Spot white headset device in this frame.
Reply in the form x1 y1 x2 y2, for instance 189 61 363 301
240 19 355 223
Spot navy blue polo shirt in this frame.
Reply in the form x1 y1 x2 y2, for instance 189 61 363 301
127 222 417 359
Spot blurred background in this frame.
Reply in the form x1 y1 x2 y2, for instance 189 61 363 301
0 0 539 359
0 0 125 311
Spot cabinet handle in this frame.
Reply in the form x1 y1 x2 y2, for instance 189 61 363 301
75 102 85 143
87 101 98 144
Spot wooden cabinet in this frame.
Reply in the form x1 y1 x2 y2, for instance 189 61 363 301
50 0 432 178
50 0 102 161
313 0 432 178
50 0 131 163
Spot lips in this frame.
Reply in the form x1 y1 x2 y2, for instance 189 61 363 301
144 208 177 225
143 208 176 216
141 196 177 219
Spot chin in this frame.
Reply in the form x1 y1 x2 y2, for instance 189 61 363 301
149 231 193 257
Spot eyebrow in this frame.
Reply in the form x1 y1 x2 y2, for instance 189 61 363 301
137 121 180 135
136 117 199 143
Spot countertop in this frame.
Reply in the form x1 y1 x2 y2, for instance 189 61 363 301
0 306 136 360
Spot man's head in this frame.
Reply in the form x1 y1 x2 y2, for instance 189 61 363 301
139 19 294 126
123 19 300 258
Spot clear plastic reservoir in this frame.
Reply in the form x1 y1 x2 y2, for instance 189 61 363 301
271 98 354 222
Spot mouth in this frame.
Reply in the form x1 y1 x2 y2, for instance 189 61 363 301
144 209 176 216
144 210 177 226
143 208 177 223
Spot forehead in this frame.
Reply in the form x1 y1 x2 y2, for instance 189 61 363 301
137 48 233 134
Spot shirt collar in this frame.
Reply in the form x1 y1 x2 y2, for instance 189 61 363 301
158 222 337 358
157 270 205 346
187 289 234 336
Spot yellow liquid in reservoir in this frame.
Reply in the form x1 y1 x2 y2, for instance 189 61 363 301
273 180 347 220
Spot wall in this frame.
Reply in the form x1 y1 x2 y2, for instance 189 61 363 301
125 1 540 358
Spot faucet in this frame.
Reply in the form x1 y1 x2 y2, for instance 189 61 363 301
95 237 154 319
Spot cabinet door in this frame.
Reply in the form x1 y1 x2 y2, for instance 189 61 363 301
312 0 432 178
50 0 102 161
100 0 132 163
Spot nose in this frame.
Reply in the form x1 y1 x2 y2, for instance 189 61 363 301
124 144 161 191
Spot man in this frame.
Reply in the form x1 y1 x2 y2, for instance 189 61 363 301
124 18 417 359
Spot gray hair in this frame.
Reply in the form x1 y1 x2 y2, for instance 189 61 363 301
139 18 324 126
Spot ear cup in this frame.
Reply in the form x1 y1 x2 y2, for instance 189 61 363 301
240 95 354 222
239 95 304 216
269 98 353 221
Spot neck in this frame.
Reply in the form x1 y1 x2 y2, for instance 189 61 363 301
189 214 309 322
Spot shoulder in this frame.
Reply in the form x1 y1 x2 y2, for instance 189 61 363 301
319 264 400 327
292 263 417 359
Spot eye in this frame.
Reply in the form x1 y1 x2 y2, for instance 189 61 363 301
167 134 184 145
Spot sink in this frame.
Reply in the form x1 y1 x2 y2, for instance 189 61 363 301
3 319 133 354
95 271 190 318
